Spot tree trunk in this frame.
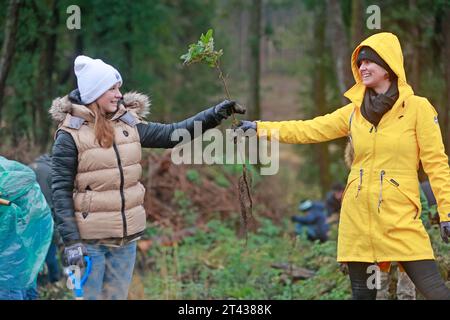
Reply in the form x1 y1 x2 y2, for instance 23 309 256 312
408 0 421 92
326 0 353 101
249 0 262 120
313 4 330 197
33 0 58 152
124 18 133 85
58 31 84 88
239 9 245 71
350 0 364 48
0 0 21 124
442 7 450 150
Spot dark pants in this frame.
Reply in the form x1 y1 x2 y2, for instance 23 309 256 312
295 224 327 242
347 260 450 300
45 242 61 283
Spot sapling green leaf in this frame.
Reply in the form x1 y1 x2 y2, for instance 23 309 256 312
180 29 223 68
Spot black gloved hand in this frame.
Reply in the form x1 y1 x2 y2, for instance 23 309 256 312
214 100 246 120
440 221 450 243
63 242 88 268
235 120 257 132
290 215 298 223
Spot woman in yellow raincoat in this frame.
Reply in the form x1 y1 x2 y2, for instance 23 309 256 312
238 32 450 300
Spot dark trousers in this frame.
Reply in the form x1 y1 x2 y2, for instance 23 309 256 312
347 260 450 300
45 242 61 283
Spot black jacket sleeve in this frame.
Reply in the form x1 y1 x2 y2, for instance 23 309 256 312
137 106 222 148
51 130 81 245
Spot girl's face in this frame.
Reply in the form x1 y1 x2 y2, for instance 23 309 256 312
359 60 389 88
96 82 122 113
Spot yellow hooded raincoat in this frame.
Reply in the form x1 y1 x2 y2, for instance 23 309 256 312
257 32 450 263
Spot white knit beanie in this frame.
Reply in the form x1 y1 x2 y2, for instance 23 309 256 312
74 55 123 104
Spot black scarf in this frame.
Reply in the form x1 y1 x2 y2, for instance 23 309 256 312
361 80 399 128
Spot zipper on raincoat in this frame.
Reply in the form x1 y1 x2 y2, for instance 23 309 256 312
367 125 379 261
356 168 363 198
378 170 385 213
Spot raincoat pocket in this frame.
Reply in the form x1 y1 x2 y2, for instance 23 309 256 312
342 175 361 202
385 177 421 219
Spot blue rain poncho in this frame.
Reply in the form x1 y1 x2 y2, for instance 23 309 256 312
0 156 53 289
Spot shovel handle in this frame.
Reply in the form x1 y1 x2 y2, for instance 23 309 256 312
0 198 11 206
67 256 92 300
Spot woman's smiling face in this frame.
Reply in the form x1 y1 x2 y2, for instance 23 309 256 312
96 82 122 113
359 59 389 88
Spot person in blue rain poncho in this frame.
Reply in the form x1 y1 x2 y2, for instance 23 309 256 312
0 156 53 300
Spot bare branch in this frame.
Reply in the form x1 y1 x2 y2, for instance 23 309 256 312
0 0 22 123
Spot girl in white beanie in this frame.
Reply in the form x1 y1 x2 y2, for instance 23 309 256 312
50 55 245 300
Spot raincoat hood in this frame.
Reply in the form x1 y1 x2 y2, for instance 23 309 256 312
344 32 414 106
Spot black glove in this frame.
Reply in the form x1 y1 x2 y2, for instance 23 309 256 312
290 215 298 223
214 100 246 120
235 120 257 132
440 221 450 243
63 242 88 267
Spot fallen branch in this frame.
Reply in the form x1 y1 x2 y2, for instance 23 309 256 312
271 262 316 282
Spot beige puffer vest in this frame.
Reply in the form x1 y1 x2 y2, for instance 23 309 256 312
50 92 151 245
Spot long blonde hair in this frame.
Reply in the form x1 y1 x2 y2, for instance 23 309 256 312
89 102 115 148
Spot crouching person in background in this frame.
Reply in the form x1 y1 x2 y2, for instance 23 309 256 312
30 154 63 286
291 199 329 243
